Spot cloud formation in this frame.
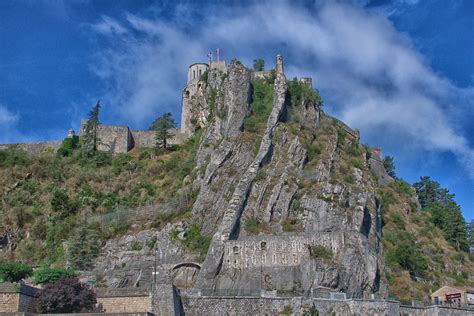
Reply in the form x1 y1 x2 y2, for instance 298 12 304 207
0 105 21 143
90 1 474 179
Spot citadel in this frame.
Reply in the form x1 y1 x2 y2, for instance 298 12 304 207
0 55 472 316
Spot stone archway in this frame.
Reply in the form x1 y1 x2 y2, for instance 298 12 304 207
171 262 201 289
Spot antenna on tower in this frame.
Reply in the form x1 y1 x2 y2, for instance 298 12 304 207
207 51 213 65
216 48 220 61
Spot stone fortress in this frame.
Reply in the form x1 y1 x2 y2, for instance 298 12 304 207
1 55 472 316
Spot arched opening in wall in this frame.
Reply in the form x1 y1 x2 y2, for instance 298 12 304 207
260 242 267 250
199 69 202 76
233 246 239 254
193 70 196 79
171 263 201 289
185 90 190 98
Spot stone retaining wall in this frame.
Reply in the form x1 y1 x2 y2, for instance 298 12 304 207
96 288 151 314
181 295 400 316
400 305 474 316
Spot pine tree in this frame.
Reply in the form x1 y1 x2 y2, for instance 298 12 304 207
414 176 469 251
382 156 396 178
67 220 101 270
82 101 101 158
253 59 265 71
150 112 176 149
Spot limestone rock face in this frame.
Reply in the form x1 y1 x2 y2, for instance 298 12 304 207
186 60 386 296
91 59 386 298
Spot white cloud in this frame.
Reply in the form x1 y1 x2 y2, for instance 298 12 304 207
89 1 474 179
0 105 18 126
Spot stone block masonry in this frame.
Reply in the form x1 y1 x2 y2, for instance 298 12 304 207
95 288 152 314
0 141 61 156
0 282 38 313
223 233 345 269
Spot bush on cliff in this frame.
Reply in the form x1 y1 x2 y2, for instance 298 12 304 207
32 267 78 285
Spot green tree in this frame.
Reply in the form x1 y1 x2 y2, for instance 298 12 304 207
67 223 101 270
81 101 101 158
414 176 469 251
0 262 32 282
383 156 396 178
150 112 176 149
253 59 265 71
468 220 474 250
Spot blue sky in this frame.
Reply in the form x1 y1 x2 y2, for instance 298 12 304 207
0 0 472 220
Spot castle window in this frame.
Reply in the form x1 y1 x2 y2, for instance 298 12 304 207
199 69 202 76
185 90 190 98
261 242 267 250
193 70 196 79
233 246 239 254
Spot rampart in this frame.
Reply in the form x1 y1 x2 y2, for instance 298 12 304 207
181 294 400 316
95 288 152 314
223 233 344 269
0 141 61 156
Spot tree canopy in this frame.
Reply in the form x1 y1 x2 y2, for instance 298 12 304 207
253 59 265 71
150 112 176 149
413 176 468 251
383 156 396 178
82 101 101 157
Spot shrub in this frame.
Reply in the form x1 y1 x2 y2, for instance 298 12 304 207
309 245 332 260
385 231 428 275
304 141 321 162
244 79 273 133
389 212 405 230
36 278 97 313
33 267 78 285
0 262 32 282
57 136 79 157
344 143 361 157
171 224 211 258
129 241 143 251
0 147 29 167
244 217 269 235
51 188 78 218
281 305 293 315
389 179 413 197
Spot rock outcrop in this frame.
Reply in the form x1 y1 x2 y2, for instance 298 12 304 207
91 56 386 298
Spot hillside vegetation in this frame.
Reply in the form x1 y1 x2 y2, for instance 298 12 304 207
0 69 472 302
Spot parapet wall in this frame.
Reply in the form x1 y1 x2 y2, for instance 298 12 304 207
223 233 345 269
0 141 61 156
400 305 474 315
181 295 400 316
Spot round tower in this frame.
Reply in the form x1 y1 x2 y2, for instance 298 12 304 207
187 63 209 83
275 54 284 74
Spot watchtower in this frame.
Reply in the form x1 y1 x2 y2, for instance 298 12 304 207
276 54 284 74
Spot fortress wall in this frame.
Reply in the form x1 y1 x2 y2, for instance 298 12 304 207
251 70 272 80
96 125 132 154
400 305 474 316
0 141 61 156
223 233 345 269
181 295 400 316
130 130 157 148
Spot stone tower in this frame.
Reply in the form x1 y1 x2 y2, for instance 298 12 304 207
276 54 284 74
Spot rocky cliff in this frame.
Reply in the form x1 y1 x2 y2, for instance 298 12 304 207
173 59 386 296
